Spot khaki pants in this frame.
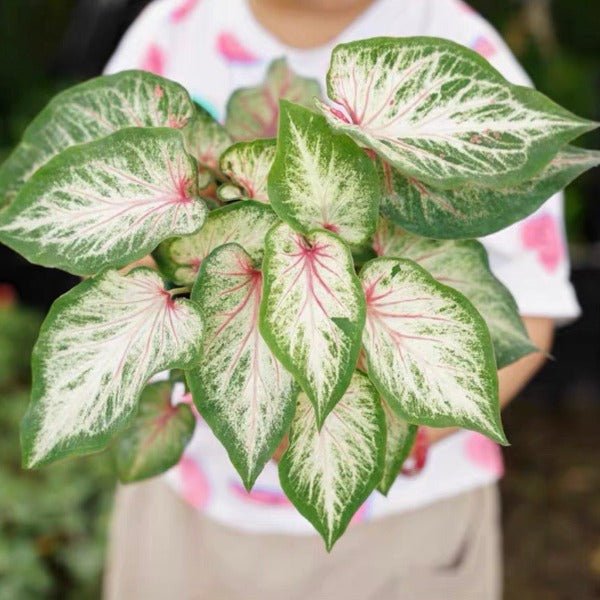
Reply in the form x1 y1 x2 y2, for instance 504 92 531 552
103 479 502 600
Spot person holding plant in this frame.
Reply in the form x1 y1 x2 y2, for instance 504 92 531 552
7 0 564 600
89 0 585 598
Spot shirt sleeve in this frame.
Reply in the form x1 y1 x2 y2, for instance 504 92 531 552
103 0 174 75
428 0 581 324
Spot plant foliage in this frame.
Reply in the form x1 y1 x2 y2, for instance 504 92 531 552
0 38 598 549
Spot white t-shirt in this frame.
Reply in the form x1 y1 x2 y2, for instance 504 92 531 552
106 0 581 534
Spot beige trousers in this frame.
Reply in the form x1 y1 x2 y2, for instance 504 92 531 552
103 479 502 600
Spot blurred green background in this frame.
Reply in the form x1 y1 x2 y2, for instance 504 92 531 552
0 1 599 598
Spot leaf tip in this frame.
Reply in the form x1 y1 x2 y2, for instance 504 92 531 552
376 483 392 497
490 425 509 447
241 472 258 493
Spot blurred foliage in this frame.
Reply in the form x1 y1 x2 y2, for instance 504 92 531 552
0 0 77 161
0 292 114 598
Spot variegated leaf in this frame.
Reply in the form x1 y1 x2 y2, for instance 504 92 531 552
279 372 385 550
219 139 276 202
373 219 537 368
318 38 596 189
360 257 505 443
21 268 204 468
260 223 365 426
154 201 279 286
114 381 195 482
268 101 379 246
378 399 417 495
225 58 321 141
183 103 233 173
377 147 600 238
0 70 194 207
0 128 207 276
187 244 297 489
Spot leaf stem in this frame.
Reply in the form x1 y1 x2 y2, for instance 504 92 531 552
168 286 191 297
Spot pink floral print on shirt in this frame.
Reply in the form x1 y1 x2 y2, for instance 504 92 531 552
520 213 564 273
140 44 166 75
230 481 292 506
178 455 211 509
170 0 201 22
464 432 504 477
216 32 260 64
471 34 496 58
349 500 371 525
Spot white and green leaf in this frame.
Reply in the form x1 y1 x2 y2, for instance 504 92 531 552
318 37 596 189
268 101 379 246
217 183 245 202
378 399 417 495
225 58 321 141
360 257 505 443
114 380 195 483
21 268 204 468
377 147 600 238
187 244 298 489
219 139 276 202
154 201 279 286
183 103 233 174
260 223 366 426
279 372 385 550
0 70 194 207
373 219 537 368
0 128 207 276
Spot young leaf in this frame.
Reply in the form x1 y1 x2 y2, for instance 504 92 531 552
154 201 279 286
260 223 366 426
373 219 537 368
0 128 207 276
317 37 596 189
377 147 600 238
114 381 195 482
360 257 505 443
219 139 276 202
378 399 417 495
217 183 245 202
0 70 194 207
268 101 379 246
21 268 204 468
225 58 321 141
279 372 385 550
187 244 298 489
182 103 233 173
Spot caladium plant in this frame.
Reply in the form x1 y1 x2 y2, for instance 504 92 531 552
0 38 598 550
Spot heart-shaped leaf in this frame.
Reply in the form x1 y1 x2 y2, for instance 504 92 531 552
268 101 379 246
183 103 233 173
21 268 204 468
377 147 600 238
373 219 537 368
219 139 276 202
0 128 207 276
378 399 417 495
154 201 279 286
187 244 298 489
260 223 365 426
0 70 194 207
279 371 385 550
318 37 596 189
360 257 505 443
114 381 195 482
225 58 321 141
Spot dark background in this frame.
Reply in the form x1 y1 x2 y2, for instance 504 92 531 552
0 1 598 597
